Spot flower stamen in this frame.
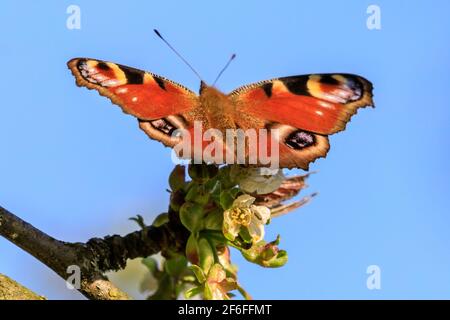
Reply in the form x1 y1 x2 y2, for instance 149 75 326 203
230 208 252 226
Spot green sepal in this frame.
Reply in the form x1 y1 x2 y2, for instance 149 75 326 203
239 227 253 243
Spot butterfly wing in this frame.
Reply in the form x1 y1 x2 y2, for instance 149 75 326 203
230 74 374 135
229 74 374 169
68 58 198 147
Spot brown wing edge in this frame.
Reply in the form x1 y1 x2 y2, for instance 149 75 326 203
67 58 133 116
330 75 374 134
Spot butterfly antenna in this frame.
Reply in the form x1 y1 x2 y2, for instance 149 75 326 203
212 53 236 86
153 29 204 82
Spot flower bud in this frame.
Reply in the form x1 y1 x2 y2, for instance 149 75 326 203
203 208 224 231
185 183 210 206
169 190 185 212
151 212 169 227
179 202 205 232
241 236 288 268
188 164 218 182
169 165 186 191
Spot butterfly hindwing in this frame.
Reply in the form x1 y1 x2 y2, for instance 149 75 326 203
230 73 374 135
67 58 198 120
267 123 330 170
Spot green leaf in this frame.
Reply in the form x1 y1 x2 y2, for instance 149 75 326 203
164 255 188 277
219 187 242 210
229 187 240 198
184 286 203 299
219 190 235 210
203 283 213 300
129 214 146 229
217 165 238 189
142 257 159 273
169 190 185 212
188 164 218 182
189 265 206 283
148 274 175 300
198 237 214 274
237 284 252 300
201 230 226 245
185 234 199 264
185 183 210 206
181 275 197 283
210 184 223 206
205 178 220 194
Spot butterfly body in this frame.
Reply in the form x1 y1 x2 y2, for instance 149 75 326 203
198 83 237 132
68 58 374 169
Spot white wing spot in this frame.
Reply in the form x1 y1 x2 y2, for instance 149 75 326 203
116 87 128 94
101 79 120 87
318 101 334 109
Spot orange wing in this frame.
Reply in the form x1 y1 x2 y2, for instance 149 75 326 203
68 58 198 120
230 74 374 135
229 74 374 169
68 58 200 148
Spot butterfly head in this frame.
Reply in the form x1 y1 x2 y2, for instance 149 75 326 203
199 80 208 94
199 81 225 100
199 81 224 97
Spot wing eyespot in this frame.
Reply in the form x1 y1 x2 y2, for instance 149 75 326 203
150 118 176 136
285 130 316 150
140 115 188 138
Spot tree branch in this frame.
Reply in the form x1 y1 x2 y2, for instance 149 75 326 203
0 273 45 300
0 205 188 300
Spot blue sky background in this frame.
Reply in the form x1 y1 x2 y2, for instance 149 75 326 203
1 0 449 299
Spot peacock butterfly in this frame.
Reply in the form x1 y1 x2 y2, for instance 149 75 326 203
67 55 373 170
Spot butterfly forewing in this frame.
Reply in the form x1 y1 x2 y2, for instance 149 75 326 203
229 73 374 135
68 58 198 120
228 73 373 169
